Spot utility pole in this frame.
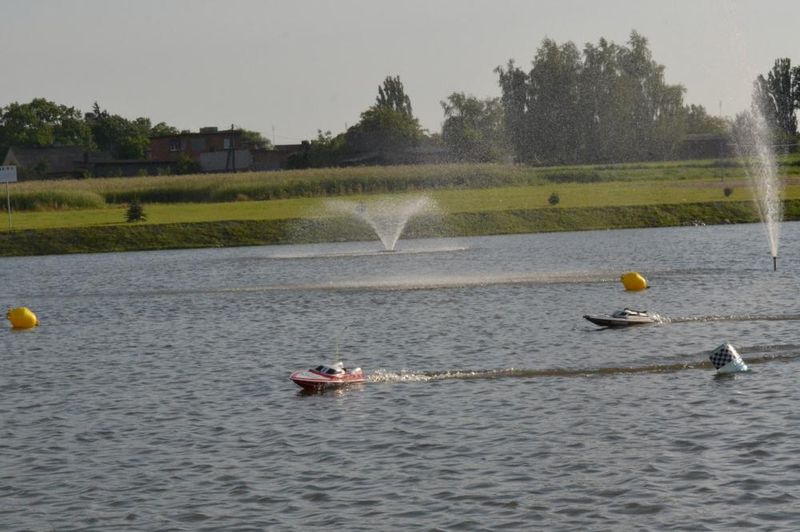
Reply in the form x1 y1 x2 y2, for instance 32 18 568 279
225 123 236 172
1 166 17 230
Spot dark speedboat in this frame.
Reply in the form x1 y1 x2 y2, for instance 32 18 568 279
583 308 655 327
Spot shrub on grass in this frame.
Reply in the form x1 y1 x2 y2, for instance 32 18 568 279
126 198 146 222
548 192 560 206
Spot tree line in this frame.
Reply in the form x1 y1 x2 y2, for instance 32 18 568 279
294 31 799 168
0 101 271 165
2 30 798 172
0 100 179 160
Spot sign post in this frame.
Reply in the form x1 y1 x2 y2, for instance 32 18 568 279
0 165 17 230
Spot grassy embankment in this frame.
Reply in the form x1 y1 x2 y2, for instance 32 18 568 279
2 157 800 256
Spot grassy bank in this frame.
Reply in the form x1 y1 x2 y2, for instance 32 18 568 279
6 178 800 232
2 199 796 257
2 158 799 256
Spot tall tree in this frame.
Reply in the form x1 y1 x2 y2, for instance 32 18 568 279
495 60 530 163
346 105 422 154
85 102 168 159
753 58 799 137
346 76 423 156
441 92 508 162
527 38 582 164
497 31 688 164
376 75 413 116
578 38 620 162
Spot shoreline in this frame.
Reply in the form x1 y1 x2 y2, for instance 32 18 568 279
1 200 791 257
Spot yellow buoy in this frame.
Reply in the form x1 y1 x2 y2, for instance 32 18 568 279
6 307 39 329
620 272 648 291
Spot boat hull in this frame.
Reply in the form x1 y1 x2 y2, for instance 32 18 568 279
290 369 366 390
583 315 653 327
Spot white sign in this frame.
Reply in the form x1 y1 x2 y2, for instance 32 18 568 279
0 165 17 183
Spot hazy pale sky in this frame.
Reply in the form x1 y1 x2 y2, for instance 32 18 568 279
1 0 796 144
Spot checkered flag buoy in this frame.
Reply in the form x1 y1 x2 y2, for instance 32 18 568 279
709 343 748 373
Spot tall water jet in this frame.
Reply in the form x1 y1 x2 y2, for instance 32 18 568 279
327 196 437 251
733 108 782 270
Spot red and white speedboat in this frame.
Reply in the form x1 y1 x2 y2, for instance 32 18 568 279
290 361 365 391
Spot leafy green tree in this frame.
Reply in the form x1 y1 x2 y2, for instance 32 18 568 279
376 75 413 115
441 92 508 161
685 104 727 134
308 130 349 167
346 106 422 154
578 38 621 162
0 98 93 154
150 122 179 137
239 129 273 150
346 76 423 156
495 60 531 162
611 31 686 161
85 102 177 159
497 31 688 164
287 131 351 169
527 38 582 164
753 58 799 137
85 102 153 159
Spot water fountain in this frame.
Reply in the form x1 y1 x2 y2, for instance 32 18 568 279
734 108 782 271
327 196 437 251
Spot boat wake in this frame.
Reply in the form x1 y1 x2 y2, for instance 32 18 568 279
661 313 800 324
368 348 800 383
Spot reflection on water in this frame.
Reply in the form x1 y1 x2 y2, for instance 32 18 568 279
2 223 800 529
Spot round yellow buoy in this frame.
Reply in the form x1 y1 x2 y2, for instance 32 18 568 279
6 307 39 329
620 272 648 291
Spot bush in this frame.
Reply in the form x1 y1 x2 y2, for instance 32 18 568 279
126 198 146 222
548 192 560 206
724 187 734 197
176 153 201 175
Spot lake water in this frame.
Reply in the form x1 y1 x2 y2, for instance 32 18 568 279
2 222 800 530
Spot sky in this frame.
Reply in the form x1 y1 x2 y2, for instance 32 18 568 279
1 0 797 145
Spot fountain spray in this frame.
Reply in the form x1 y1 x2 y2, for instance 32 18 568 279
327 196 437 251
734 108 782 271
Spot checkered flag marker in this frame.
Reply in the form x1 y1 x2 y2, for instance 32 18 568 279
709 343 748 373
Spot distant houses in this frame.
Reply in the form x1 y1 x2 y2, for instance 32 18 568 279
1 126 304 180
148 127 302 173
2 146 113 179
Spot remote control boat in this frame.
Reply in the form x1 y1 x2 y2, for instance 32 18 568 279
290 361 365 391
583 308 655 327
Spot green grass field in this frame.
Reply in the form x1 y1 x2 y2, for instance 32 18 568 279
3 177 800 232
2 157 800 255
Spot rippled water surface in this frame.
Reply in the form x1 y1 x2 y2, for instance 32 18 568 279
3 223 800 530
